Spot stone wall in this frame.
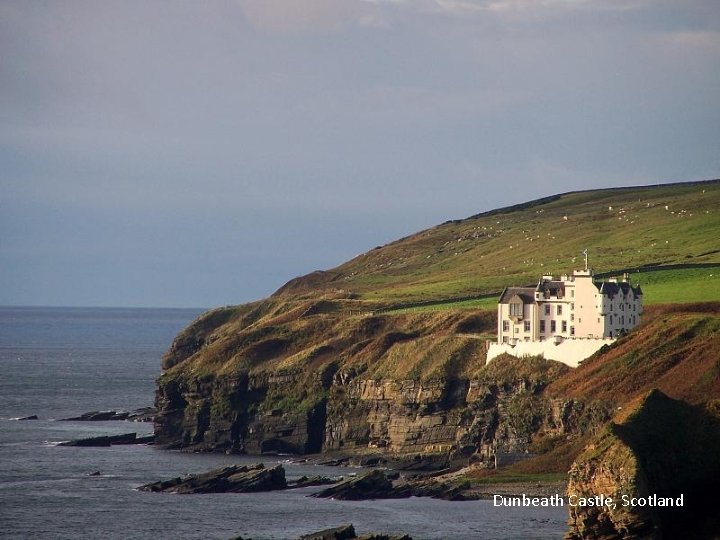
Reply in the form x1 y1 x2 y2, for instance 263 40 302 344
486 338 614 368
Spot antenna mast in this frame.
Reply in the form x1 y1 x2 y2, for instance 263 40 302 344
583 249 588 271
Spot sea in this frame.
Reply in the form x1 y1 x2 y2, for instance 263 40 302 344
0 306 568 539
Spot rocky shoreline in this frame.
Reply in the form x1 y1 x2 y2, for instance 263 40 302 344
58 432 154 447
60 407 156 422
232 523 413 540
136 459 565 502
138 463 340 494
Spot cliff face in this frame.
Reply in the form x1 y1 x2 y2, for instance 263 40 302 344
154 297 719 469
154 299 610 462
566 390 720 539
155 364 607 461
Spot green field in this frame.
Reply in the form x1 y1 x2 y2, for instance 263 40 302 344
277 180 720 307
635 267 720 305
381 266 720 314
383 297 498 314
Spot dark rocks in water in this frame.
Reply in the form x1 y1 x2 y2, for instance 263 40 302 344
287 475 341 489
312 469 473 501
298 524 356 540
311 470 394 500
296 525 413 540
62 410 129 421
16 415 38 421
138 463 287 494
397 477 473 501
58 433 153 447
125 407 157 422
61 407 157 422
317 457 350 467
127 434 155 445
88 471 102 476
356 535 413 540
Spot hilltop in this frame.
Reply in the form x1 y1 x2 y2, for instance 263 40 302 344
275 179 720 306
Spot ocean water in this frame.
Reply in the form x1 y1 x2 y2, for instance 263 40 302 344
0 307 568 539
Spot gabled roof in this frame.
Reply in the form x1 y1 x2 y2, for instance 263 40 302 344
498 287 535 304
596 281 643 298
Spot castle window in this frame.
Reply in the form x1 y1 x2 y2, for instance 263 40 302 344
609 315 613 324
545 304 550 315
540 320 546 333
570 314 574 322
571 303 574 310
509 303 523 317
571 290 574 298
570 326 575 336
562 321 567 333
551 320 556 332
503 336 508 343
503 320 509 332
557 305 563 316
524 320 530 332
610 304 613 311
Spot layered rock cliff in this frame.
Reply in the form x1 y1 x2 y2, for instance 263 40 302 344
154 299 613 463
566 390 720 539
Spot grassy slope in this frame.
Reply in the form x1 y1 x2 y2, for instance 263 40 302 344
466 303 720 478
275 179 720 305
162 295 497 391
166 180 720 387
548 302 720 405
637 267 719 304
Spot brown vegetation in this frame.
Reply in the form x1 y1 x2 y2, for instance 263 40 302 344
548 302 720 405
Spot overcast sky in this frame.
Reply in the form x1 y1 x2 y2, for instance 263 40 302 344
1 0 718 308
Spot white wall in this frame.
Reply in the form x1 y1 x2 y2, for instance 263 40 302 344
486 337 615 368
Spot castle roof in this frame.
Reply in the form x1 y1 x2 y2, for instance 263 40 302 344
535 279 565 296
596 281 643 298
498 287 535 304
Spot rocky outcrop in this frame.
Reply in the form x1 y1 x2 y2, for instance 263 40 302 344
297 524 357 540
311 470 394 500
154 350 603 470
297 524 413 540
139 463 287 494
566 390 720 539
61 407 157 422
58 432 154 446
311 469 473 501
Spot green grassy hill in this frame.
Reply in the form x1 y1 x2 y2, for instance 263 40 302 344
275 179 720 307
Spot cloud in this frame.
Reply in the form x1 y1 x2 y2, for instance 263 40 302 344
430 0 647 14
236 0 390 33
1 0 718 306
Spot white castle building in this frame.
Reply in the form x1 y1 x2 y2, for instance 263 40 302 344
487 259 643 367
